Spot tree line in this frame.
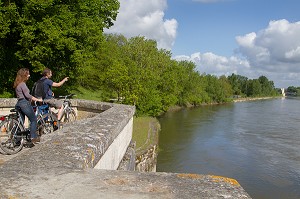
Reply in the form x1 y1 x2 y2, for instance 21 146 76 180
286 86 300 96
0 0 280 116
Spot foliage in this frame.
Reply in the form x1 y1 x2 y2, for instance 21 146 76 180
0 0 119 91
0 2 282 116
227 73 279 98
286 86 300 96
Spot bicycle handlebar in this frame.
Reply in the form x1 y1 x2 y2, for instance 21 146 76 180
34 100 46 106
58 94 76 99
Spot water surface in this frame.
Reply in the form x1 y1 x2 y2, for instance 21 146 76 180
157 97 300 199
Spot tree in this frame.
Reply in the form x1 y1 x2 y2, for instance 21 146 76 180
258 75 277 96
247 79 262 97
0 0 119 94
227 73 248 96
219 75 233 101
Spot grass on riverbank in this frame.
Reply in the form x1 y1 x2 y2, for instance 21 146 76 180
68 86 104 101
132 116 160 155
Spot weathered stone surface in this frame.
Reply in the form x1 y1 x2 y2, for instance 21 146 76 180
0 167 251 199
118 141 136 171
0 99 251 198
136 145 157 172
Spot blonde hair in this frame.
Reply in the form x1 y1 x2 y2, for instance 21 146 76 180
13 68 29 88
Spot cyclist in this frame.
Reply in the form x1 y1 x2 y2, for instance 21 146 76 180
14 68 43 144
40 68 69 122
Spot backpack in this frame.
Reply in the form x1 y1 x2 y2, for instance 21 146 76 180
32 78 46 99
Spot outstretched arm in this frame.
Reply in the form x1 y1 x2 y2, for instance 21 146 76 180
52 77 69 87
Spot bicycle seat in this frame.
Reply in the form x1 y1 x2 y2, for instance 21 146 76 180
10 109 17 112
12 107 23 114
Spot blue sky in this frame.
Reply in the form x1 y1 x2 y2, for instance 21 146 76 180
105 0 300 88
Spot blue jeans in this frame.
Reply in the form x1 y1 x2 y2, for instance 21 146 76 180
15 99 38 139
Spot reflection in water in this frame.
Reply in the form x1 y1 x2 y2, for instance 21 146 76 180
157 98 300 199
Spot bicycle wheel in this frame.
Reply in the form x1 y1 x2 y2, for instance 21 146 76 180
0 118 24 155
67 109 77 122
61 108 76 123
37 113 58 135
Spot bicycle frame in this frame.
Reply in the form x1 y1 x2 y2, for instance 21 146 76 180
58 94 77 124
33 102 58 134
33 102 50 116
0 109 30 154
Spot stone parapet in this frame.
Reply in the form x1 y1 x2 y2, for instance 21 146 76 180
0 98 251 198
0 98 135 170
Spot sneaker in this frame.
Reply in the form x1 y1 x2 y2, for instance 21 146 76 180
31 137 41 144
24 142 35 148
53 124 59 131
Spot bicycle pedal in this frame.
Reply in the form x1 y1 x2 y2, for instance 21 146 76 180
17 130 30 135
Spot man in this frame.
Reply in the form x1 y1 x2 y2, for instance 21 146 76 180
41 68 69 121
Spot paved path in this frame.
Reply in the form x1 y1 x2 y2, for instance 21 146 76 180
0 147 29 165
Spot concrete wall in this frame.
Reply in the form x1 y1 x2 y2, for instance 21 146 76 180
0 98 252 199
94 117 133 170
0 98 135 170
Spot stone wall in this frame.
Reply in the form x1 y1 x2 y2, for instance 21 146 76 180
0 98 135 170
0 98 252 198
136 145 157 172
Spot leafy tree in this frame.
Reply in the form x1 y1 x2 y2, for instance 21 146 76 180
219 75 233 101
176 61 208 106
0 0 119 94
227 73 248 96
247 79 262 96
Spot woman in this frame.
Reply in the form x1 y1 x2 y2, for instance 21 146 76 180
13 68 43 144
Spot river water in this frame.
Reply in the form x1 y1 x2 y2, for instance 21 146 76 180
156 97 300 199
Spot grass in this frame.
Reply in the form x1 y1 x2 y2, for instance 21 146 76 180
132 116 160 155
69 86 103 101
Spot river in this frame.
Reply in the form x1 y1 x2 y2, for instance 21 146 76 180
156 97 300 199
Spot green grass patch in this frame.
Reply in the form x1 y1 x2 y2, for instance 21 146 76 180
133 116 160 154
0 91 14 98
69 86 103 101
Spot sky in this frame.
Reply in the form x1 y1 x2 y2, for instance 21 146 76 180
104 0 300 88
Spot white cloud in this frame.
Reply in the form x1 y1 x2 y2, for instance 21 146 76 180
175 19 300 87
104 0 177 50
236 19 300 73
174 52 251 78
104 1 300 88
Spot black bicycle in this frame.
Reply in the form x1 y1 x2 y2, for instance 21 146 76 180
0 108 33 154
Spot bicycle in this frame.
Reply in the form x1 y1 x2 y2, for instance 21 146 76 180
0 108 33 155
33 102 58 135
57 94 77 126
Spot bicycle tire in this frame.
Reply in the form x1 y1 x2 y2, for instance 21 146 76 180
67 109 77 123
37 113 58 135
0 120 7 154
61 108 76 123
0 118 24 155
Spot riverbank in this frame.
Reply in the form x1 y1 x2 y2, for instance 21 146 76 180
132 96 281 150
232 96 279 102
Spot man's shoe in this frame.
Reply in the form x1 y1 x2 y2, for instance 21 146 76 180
24 142 35 148
31 137 41 144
